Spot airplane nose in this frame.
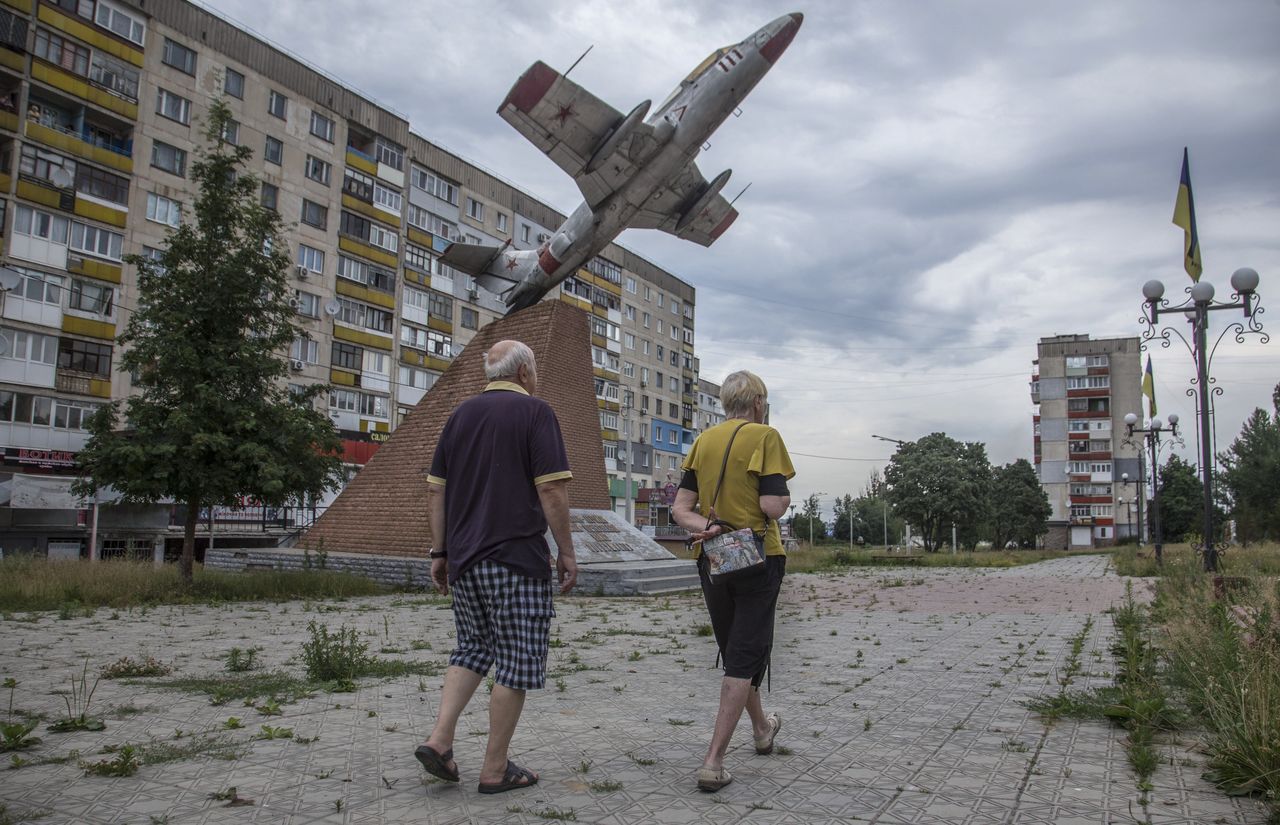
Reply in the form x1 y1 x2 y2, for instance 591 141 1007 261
760 13 802 63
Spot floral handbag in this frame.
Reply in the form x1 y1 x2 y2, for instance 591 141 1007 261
699 422 766 583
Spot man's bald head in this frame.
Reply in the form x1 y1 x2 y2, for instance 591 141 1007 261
484 340 538 393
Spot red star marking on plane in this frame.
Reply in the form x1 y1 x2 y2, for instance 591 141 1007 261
505 256 519 271
554 104 576 126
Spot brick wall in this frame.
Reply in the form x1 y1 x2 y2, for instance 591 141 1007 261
299 301 611 557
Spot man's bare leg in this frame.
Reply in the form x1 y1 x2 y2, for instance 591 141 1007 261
479 684 533 784
422 665 484 772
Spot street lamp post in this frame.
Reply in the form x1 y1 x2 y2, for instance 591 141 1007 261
1123 413 1181 566
1119 473 1143 547
1139 268 1267 571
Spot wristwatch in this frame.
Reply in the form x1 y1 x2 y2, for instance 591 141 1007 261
428 549 447 559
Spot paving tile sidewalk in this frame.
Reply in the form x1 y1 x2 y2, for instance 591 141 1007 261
0 554 1271 824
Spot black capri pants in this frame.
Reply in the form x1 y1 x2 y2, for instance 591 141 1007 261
698 553 786 687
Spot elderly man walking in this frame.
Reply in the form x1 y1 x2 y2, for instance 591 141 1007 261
414 339 578 794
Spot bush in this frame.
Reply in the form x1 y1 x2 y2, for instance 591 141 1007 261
300 622 372 683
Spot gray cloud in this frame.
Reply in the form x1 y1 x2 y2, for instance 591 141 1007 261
197 0 1280 511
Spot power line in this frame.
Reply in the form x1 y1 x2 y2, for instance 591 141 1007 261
789 451 890 462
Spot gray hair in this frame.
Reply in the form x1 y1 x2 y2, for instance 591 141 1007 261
484 340 535 380
720 370 768 418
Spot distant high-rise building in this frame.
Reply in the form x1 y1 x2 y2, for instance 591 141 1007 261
1031 335 1142 549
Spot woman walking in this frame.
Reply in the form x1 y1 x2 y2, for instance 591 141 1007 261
671 370 795 792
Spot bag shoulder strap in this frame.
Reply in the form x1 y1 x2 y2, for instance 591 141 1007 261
708 421 750 516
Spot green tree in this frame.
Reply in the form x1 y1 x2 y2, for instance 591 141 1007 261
1218 387 1280 544
74 98 343 583
883 433 991 552
1153 454 1227 543
832 494 856 542
987 459 1052 549
792 492 826 544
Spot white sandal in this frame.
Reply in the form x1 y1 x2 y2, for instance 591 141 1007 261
696 765 733 792
754 712 782 754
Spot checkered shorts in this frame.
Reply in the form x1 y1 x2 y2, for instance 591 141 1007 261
449 560 555 690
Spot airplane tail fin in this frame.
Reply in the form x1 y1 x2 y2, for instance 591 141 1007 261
439 240 539 298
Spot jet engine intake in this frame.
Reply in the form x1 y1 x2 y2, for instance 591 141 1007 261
585 100 652 174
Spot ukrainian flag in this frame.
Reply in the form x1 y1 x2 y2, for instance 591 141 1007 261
1142 356 1157 419
1172 147 1202 282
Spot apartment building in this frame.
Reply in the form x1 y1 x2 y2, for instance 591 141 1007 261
1031 334 1142 549
0 0 696 555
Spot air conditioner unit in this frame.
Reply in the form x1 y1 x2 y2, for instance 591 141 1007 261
639 380 647 388
290 359 305 371
296 264 309 279
288 297 301 311
466 287 479 300
537 232 551 243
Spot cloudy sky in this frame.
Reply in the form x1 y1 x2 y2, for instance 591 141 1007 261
198 0 1280 515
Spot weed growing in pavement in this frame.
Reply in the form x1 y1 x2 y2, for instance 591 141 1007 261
224 647 261 673
100 656 171 679
81 744 140 777
47 660 104 733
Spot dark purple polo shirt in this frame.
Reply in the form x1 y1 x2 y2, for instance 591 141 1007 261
426 382 573 583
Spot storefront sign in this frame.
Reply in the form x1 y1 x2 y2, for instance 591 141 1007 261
4 448 76 469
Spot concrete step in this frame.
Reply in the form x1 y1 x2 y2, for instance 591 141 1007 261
631 573 701 594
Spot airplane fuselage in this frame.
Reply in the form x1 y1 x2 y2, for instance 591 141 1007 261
502 13 801 310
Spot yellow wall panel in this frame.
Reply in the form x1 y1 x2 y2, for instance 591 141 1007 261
345 150 377 175
340 193 401 227
67 257 123 284
338 235 398 269
73 197 127 228
426 316 453 334
88 379 112 398
332 324 393 352
16 178 63 209
0 0 33 14
329 368 357 386
25 122 132 173
334 278 395 309
61 314 116 340
31 62 138 120
0 49 23 72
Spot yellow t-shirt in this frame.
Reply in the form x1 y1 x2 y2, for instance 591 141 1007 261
682 419 796 556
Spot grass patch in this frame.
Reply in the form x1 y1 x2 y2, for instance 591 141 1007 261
0 558 390 612
100 657 171 679
147 671 314 705
1111 541 1280 578
775 546 1110 574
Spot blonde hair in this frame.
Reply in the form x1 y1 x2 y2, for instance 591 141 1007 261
720 370 767 418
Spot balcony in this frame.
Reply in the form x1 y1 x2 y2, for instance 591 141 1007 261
56 370 111 398
25 116 132 173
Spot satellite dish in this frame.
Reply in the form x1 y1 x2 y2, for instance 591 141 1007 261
323 299 341 317
0 266 22 292
50 168 73 188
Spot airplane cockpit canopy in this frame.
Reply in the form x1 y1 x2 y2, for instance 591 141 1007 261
656 46 732 115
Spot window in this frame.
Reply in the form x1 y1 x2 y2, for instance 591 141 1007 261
359 393 389 418
398 365 437 391
657 345 664 361
521 224 531 243
146 193 181 227
224 67 244 98
670 325 678 341
301 199 327 229
329 388 357 411
466 198 484 221
53 399 97 430
657 293 664 308
337 256 394 293
95 0 144 46
290 336 318 364
298 244 325 274
58 338 112 377
404 243 431 272
34 29 90 77
151 141 186 176
331 341 362 371
68 222 122 260
12 268 63 304
1069 421 1091 432
304 155 331 185
260 182 278 211
89 52 139 100
411 168 459 204
0 392 54 426
68 279 113 315
642 312 650 328
644 286 651 301
496 212 508 233
373 182 401 212
626 277 637 294
406 204 457 239
20 144 75 186
671 300 680 315
625 305 636 321
428 291 452 320
310 111 334 142
14 205 69 243
335 298 392 333
340 211 397 253
624 333 635 350
162 38 197 74
342 167 373 201
0 328 58 365
156 88 191 125
264 136 283 165
268 89 288 119
363 350 388 376
459 307 478 329
294 291 320 318
374 136 404 170
221 119 239 145
1087 354 1109 367
622 361 634 378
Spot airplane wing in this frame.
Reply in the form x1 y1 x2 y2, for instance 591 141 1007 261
630 162 740 247
498 61 660 208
